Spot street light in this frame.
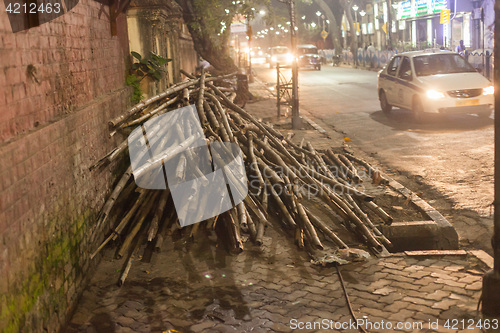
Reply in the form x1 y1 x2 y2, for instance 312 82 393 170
352 4 359 37
259 9 266 15
316 11 322 25
311 22 317 29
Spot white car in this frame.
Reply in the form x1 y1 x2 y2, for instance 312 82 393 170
377 50 494 122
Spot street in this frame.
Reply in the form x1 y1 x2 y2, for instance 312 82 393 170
254 63 494 252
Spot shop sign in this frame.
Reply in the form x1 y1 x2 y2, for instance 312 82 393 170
415 0 428 16
398 0 412 19
397 0 448 19
431 0 447 13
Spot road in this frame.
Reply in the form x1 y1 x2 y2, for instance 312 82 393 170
253 63 494 252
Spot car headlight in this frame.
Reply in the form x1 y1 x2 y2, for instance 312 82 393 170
426 90 445 99
286 53 294 62
483 85 494 95
271 56 277 62
258 51 263 56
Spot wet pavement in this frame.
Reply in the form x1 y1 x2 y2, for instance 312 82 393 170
64 220 494 333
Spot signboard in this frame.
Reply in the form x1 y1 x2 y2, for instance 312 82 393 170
440 9 450 23
398 0 412 19
230 23 247 34
321 29 328 39
431 0 447 13
367 22 374 34
415 0 428 16
398 0 448 19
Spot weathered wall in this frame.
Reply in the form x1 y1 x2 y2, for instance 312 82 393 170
127 0 198 98
0 1 131 332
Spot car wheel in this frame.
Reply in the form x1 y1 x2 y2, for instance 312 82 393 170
379 91 392 114
316 65 321 70
412 97 428 123
477 110 492 118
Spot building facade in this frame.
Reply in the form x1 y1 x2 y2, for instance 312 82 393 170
341 0 494 52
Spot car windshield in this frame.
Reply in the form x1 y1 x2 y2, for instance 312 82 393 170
273 48 288 54
413 54 477 76
298 48 318 55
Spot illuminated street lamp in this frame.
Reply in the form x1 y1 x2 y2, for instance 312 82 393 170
352 4 359 36
311 22 317 29
259 9 266 15
316 11 322 25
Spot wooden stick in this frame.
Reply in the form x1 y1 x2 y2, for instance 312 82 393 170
117 192 159 258
305 208 349 249
363 200 394 225
147 190 170 242
94 166 133 233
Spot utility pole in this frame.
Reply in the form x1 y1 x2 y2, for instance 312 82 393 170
482 0 500 316
279 0 301 129
386 0 393 48
289 0 300 129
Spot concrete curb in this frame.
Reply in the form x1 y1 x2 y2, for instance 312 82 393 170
379 176 459 251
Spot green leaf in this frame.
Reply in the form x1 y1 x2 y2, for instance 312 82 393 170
153 72 162 80
131 63 140 70
131 51 142 60
140 58 148 64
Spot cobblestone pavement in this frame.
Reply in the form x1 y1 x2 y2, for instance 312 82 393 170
64 217 495 333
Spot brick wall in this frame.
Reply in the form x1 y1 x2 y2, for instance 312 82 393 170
0 1 131 332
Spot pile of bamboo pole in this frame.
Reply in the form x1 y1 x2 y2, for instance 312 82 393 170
90 70 394 284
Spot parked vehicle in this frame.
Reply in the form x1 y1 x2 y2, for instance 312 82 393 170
297 44 321 70
267 46 293 68
377 50 494 122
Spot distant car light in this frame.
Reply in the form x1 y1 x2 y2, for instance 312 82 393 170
271 56 277 62
258 51 263 56
483 85 494 95
286 53 293 62
426 89 445 99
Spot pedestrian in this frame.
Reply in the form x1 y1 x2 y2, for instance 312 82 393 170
455 40 465 53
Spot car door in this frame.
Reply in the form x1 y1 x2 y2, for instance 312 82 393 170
382 56 401 105
395 56 414 109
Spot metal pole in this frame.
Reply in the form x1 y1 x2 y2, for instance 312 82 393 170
289 0 301 129
277 63 281 117
247 17 253 82
481 0 500 317
387 0 393 49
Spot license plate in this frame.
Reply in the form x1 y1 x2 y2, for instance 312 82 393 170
456 99 479 107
